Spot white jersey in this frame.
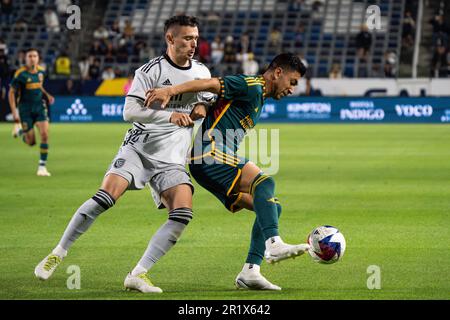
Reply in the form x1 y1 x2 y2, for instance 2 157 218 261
122 54 214 166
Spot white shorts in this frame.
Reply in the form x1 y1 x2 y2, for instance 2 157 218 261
105 145 194 209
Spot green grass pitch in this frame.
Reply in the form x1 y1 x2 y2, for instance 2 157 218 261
0 123 449 300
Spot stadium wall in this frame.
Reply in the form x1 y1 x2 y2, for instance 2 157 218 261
39 78 450 98
49 96 450 124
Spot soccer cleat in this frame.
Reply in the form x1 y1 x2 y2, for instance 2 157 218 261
124 272 163 293
34 254 63 280
235 269 281 291
264 237 310 264
37 166 51 176
12 123 23 138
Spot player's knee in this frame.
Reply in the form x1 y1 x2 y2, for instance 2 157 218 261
40 132 49 143
252 175 275 197
168 207 193 226
101 174 129 200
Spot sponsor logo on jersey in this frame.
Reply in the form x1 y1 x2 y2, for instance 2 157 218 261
162 79 172 85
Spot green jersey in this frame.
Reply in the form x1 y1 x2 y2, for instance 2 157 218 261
193 74 267 156
10 66 46 106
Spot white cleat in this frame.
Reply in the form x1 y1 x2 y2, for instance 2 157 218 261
235 265 281 291
34 254 63 280
124 273 163 293
37 166 51 177
265 237 310 264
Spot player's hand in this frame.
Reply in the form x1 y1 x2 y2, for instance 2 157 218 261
145 88 173 109
48 95 55 105
13 111 20 123
190 103 208 121
170 112 194 127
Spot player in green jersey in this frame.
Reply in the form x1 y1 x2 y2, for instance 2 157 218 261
8 48 55 176
144 53 310 290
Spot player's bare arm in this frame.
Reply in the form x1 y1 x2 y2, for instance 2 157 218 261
168 102 208 126
190 103 208 121
40 85 55 105
7 87 19 122
144 78 221 108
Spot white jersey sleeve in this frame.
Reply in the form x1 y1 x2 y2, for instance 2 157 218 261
195 68 217 108
123 96 172 124
123 65 173 124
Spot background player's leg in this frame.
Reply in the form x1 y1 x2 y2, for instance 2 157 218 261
35 121 50 176
22 128 36 146
131 183 193 276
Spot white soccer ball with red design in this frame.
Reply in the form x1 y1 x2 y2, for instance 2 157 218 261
307 225 346 264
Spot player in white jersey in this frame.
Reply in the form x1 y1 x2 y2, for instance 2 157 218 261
34 16 213 293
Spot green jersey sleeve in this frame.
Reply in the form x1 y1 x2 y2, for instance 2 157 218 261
10 72 24 90
218 75 248 100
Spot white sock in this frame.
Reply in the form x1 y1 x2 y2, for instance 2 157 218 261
131 264 147 276
52 245 67 258
243 263 260 273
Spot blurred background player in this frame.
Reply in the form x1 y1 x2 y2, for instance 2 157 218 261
34 15 214 294
8 48 55 177
144 53 310 290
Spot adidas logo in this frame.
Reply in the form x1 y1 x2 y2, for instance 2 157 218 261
162 79 172 85
271 237 276 244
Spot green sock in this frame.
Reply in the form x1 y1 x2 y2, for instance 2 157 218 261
251 175 280 239
39 143 48 167
246 202 281 265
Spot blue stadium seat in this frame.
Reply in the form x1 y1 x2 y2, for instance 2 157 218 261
344 65 354 77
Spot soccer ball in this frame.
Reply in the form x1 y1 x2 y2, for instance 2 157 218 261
307 225 346 264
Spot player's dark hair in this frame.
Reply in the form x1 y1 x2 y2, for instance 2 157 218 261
25 48 40 57
164 15 199 34
267 53 307 77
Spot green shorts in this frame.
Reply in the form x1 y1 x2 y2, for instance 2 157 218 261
189 146 248 213
19 102 49 132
